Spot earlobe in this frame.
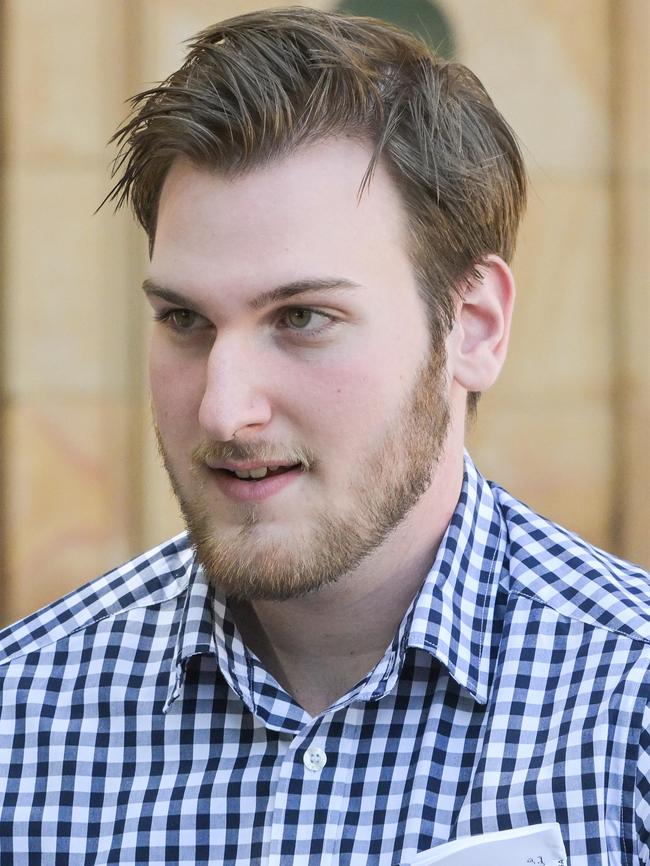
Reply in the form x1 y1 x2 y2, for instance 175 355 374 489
448 255 515 393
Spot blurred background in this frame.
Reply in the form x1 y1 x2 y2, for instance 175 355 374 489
0 0 647 624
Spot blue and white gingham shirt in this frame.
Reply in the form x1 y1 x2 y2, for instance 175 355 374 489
1 455 649 865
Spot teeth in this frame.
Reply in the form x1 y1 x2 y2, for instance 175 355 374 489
234 467 269 479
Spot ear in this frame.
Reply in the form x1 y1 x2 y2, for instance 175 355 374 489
446 255 515 393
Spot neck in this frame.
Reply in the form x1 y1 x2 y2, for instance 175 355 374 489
230 446 465 717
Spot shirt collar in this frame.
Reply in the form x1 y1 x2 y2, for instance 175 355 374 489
164 560 309 728
404 453 508 704
163 558 217 713
164 453 508 713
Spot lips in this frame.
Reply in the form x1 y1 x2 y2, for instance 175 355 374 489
208 463 304 503
223 464 300 481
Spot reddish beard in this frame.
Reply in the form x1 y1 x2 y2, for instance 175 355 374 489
155 345 450 601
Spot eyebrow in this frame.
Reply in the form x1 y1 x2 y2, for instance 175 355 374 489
141 277 360 310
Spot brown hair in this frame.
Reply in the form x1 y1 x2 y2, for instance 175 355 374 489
106 6 526 410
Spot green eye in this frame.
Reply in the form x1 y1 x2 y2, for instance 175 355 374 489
287 309 312 329
278 307 335 340
170 309 196 329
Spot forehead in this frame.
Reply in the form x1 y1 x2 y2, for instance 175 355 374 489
150 139 413 288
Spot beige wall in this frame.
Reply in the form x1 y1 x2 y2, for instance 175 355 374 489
1 0 648 624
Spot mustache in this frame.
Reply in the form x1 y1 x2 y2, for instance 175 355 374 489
191 440 315 470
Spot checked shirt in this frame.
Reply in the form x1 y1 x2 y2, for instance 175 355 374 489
1 455 650 865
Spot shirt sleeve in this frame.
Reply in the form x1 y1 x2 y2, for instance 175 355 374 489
636 701 650 864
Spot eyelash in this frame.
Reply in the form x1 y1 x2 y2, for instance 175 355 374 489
153 309 206 334
153 306 337 340
276 307 336 338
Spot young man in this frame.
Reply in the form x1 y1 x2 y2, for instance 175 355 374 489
0 8 648 865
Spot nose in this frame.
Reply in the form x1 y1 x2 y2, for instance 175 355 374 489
198 336 273 441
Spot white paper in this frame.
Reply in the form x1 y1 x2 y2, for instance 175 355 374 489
409 822 568 866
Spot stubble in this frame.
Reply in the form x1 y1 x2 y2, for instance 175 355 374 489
156 345 450 601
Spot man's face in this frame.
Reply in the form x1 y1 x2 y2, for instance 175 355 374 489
146 139 451 601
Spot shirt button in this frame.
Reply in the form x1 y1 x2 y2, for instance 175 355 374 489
303 745 327 772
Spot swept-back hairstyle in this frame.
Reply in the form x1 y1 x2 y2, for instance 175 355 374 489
107 6 526 407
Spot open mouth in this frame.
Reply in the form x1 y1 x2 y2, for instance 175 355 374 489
218 464 302 482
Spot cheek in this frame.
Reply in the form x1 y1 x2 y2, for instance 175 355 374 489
149 346 205 432
298 356 399 433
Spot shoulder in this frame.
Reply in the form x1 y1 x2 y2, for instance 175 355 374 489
491 482 650 644
0 532 194 666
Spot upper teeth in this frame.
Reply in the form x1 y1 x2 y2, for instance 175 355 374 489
234 467 272 479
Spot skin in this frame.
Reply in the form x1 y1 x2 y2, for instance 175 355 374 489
146 138 514 716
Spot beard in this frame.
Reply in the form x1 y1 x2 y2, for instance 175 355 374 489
156 345 450 602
